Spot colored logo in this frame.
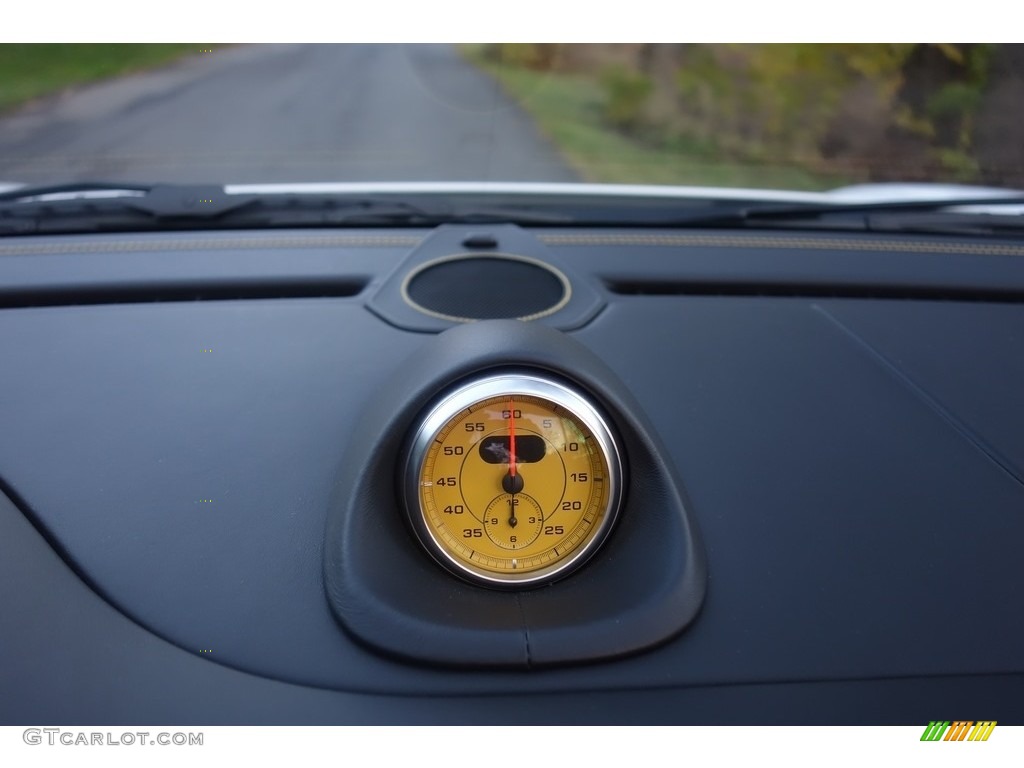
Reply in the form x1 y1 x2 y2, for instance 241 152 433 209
920 721 996 741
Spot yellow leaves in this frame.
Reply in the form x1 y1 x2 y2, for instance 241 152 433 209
933 43 966 64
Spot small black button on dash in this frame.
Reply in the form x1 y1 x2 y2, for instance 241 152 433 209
461 233 498 249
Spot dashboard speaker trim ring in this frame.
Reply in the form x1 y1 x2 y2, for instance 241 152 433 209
399 251 573 323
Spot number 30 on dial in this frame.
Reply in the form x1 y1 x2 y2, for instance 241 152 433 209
403 373 624 588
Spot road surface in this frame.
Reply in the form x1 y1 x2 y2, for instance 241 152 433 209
0 45 578 185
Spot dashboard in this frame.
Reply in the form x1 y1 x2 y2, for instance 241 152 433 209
1 221 1023 724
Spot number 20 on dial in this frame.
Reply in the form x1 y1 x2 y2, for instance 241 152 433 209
404 373 624 587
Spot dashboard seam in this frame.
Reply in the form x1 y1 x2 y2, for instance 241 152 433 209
541 233 1024 256
0 236 422 255
4 481 1021 700
811 302 1024 490
514 592 533 668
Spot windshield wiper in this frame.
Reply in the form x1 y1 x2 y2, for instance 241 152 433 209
662 195 1024 236
0 182 155 203
4 183 1023 236
0 183 572 235
0 183 253 233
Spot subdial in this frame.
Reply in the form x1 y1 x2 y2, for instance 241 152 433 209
483 493 544 550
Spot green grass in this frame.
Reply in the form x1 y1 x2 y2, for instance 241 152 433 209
464 47 848 191
0 44 205 114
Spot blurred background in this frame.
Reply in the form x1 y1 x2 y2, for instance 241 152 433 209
1 43 1022 190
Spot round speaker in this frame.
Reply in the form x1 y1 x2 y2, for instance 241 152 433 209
401 253 571 322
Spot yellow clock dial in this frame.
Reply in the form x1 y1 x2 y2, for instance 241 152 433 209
405 374 624 587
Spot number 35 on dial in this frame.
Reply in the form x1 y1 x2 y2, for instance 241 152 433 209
403 373 624 587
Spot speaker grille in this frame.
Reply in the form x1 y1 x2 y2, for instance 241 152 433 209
404 255 569 321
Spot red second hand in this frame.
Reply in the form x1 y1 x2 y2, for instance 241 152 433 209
508 397 517 479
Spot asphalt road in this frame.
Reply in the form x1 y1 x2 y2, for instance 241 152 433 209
0 45 578 185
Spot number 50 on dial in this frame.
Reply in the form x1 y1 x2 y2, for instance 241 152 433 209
403 373 624 588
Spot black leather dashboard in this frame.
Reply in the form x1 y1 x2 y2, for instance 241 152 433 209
2 225 1023 723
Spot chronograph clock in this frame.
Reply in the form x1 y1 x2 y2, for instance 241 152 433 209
403 373 624 587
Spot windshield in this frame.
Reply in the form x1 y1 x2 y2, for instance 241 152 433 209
1 43 1022 194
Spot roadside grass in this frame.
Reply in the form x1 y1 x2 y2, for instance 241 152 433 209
0 44 204 114
464 48 848 191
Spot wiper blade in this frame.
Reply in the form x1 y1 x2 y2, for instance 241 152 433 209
746 194 1024 220
0 182 155 202
666 195 1024 231
856 210 1024 237
0 183 572 234
0 181 155 203
0 183 256 231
